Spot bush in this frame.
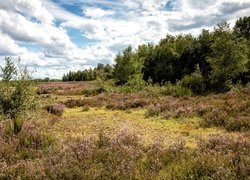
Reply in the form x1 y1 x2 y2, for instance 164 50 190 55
145 104 162 117
0 121 54 179
18 122 54 150
64 98 103 108
105 93 150 110
160 82 193 97
194 134 250 179
180 66 206 94
36 88 49 95
82 87 106 97
225 116 250 131
0 61 35 134
201 100 250 131
45 103 65 116
202 109 229 127
82 105 90 112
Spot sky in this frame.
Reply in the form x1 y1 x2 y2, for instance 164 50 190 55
0 0 250 79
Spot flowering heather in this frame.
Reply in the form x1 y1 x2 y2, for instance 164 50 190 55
45 103 65 116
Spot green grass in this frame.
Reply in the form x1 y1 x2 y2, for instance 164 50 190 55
49 107 225 147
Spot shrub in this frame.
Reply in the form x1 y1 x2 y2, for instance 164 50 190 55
180 65 206 94
0 120 53 179
0 59 35 134
64 98 103 108
145 104 162 117
201 101 250 131
226 116 250 131
246 100 250 108
45 103 65 116
202 109 229 127
195 134 250 179
1 126 249 179
125 98 148 108
105 93 150 110
49 116 61 125
18 122 54 150
82 105 90 112
160 82 193 97
82 87 106 96
106 102 127 110
36 88 49 95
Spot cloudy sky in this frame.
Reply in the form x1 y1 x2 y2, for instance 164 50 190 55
0 0 250 78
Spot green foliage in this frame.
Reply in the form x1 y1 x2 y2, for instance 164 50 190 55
0 57 34 134
114 46 145 85
0 57 17 82
234 16 250 39
143 35 200 84
82 87 106 96
180 65 206 94
208 22 248 92
62 63 113 82
125 73 146 91
160 82 193 97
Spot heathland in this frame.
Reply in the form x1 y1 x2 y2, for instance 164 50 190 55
0 17 250 179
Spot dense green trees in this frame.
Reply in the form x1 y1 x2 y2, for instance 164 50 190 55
233 16 250 84
63 16 250 94
62 63 113 82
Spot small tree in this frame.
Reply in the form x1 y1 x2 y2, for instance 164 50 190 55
0 57 17 81
113 46 134 85
114 46 145 85
0 57 34 134
180 65 206 94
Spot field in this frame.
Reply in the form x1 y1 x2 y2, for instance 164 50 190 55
1 81 250 179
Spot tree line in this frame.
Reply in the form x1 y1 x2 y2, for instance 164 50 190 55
63 16 250 93
62 63 113 81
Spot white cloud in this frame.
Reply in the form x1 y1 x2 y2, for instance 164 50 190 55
0 31 27 55
84 8 114 18
42 0 82 21
0 0 250 78
0 0 54 24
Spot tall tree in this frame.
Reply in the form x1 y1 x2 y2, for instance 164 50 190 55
208 21 248 91
114 46 141 85
234 16 250 40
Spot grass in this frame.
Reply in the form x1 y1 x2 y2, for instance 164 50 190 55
49 107 225 148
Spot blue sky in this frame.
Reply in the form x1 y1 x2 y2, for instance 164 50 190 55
0 0 250 78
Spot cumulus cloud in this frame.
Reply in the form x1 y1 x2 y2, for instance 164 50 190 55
84 8 114 18
0 0 54 24
0 0 250 78
0 31 27 55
